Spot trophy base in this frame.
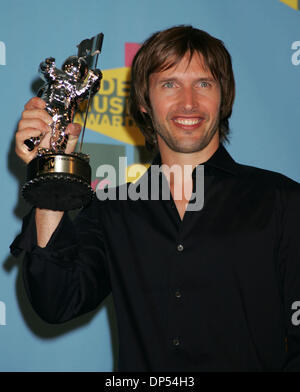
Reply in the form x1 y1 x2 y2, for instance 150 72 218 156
22 153 94 211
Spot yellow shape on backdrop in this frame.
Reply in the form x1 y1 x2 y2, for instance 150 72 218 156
126 163 150 183
74 67 145 146
279 0 299 10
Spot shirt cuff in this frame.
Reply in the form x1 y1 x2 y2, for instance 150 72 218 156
10 208 36 257
10 208 79 262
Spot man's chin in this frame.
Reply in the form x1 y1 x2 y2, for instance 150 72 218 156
156 125 219 154
167 138 212 154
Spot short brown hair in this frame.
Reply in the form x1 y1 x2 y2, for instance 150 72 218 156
129 25 235 150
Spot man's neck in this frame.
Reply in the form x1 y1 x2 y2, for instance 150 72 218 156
158 135 220 170
156 135 220 220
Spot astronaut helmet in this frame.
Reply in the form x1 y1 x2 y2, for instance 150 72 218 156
62 56 88 81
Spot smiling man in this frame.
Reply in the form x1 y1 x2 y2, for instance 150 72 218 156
11 25 300 372
139 51 222 218
146 53 221 155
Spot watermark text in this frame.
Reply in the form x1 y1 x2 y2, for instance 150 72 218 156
291 41 300 65
0 301 6 325
0 41 6 66
95 158 204 212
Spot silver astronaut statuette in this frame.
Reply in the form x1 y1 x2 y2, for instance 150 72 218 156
22 33 103 211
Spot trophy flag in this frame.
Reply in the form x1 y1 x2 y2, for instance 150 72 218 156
77 33 104 68
77 33 104 152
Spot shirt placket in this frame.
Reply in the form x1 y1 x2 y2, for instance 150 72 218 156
164 193 187 353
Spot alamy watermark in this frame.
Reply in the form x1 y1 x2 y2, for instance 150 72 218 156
0 301 6 325
291 301 300 326
291 41 300 65
0 41 6 66
95 157 204 212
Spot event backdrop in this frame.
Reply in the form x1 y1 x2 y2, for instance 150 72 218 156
0 0 300 371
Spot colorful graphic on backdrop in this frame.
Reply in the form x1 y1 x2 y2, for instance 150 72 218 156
280 0 300 10
74 43 144 146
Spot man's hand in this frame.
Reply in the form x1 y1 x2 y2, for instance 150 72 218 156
15 97 82 164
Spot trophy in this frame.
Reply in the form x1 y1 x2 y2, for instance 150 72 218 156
22 33 104 211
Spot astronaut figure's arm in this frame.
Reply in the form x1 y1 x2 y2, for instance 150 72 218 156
39 57 58 84
76 69 102 99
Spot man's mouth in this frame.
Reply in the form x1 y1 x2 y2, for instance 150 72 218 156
172 116 204 128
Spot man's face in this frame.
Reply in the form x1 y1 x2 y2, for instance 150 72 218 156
146 52 221 154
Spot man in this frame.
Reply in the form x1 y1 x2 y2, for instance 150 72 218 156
11 25 300 371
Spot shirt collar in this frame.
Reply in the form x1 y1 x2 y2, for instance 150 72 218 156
204 144 238 176
151 144 239 177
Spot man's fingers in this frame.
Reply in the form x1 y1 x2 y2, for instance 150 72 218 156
22 108 53 125
17 99 82 159
16 128 44 144
15 129 43 163
66 123 82 137
18 118 52 134
64 124 81 155
16 97 50 164
24 97 46 111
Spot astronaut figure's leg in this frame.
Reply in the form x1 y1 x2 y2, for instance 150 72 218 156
45 105 69 153
49 120 69 153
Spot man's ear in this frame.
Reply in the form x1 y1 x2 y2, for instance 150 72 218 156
140 106 147 113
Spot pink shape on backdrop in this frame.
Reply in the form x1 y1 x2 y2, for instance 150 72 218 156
91 178 111 191
125 43 141 67
91 178 112 191
91 179 100 191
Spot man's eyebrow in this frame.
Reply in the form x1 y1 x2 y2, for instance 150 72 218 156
196 77 217 83
157 77 179 83
156 76 217 84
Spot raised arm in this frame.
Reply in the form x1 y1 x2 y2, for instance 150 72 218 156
15 96 82 246
12 97 110 323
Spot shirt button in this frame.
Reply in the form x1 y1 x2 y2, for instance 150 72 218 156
173 338 180 346
177 244 184 252
175 291 182 299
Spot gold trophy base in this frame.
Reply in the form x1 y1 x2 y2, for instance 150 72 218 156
22 153 94 211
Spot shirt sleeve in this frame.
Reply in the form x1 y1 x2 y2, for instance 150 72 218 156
10 200 111 324
279 184 300 371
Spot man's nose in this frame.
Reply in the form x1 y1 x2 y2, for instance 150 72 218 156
179 87 198 111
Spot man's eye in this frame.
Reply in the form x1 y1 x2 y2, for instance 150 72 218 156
200 81 210 88
162 82 174 88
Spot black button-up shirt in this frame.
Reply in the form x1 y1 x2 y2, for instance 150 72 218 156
10 144 300 371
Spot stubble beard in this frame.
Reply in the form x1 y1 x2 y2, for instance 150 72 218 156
152 113 220 154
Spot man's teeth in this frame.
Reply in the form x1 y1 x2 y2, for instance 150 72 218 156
174 118 201 125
